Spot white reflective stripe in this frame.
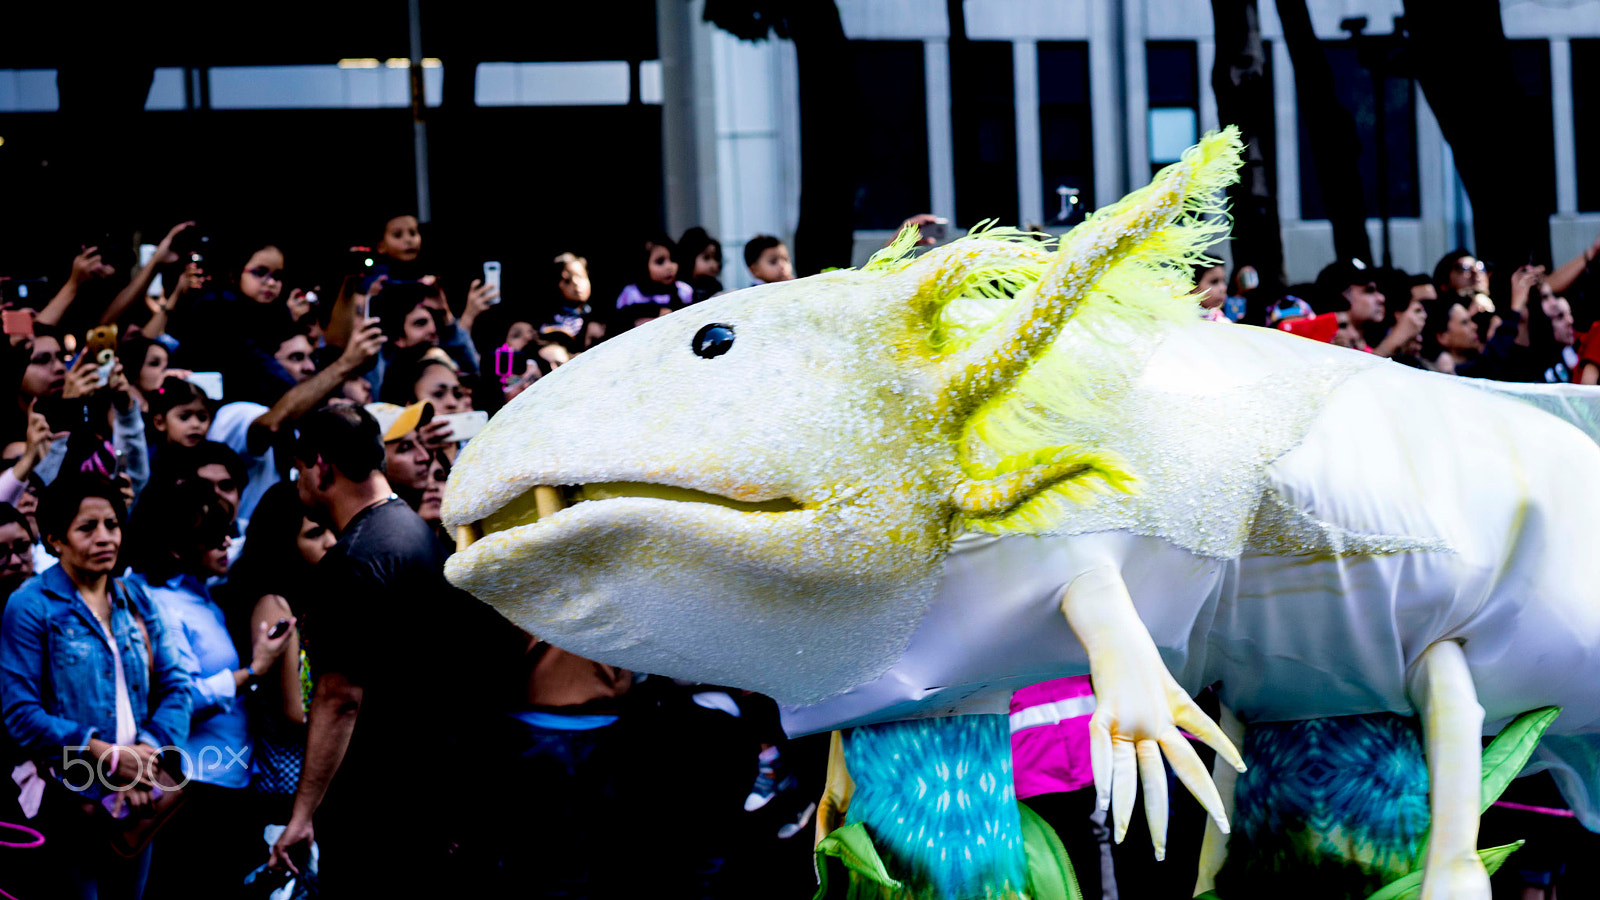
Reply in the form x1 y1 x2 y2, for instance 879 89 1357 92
1009 694 1096 733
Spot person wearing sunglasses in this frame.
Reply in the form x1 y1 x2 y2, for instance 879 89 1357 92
166 239 293 377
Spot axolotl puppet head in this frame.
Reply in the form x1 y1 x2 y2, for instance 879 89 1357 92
444 131 1241 705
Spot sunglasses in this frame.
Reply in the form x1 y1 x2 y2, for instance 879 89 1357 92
245 266 285 282
0 540 32 561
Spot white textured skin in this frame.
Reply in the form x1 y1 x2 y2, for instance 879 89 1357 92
445 270 956 703
446 302 1600 826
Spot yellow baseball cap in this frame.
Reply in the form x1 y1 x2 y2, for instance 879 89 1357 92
364 401 433 443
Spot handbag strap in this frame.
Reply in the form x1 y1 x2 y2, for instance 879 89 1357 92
111 578 156 683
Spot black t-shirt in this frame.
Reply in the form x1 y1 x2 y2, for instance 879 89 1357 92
308 497 525 816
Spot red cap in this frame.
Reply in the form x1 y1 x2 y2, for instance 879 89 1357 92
1279 312 1338 344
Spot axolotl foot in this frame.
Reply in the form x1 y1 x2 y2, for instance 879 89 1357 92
1060 565 1245 860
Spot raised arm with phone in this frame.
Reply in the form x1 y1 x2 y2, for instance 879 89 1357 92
244 318 386 456
99 221 196 327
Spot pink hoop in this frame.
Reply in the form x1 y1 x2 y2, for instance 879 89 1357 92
0 819 44 849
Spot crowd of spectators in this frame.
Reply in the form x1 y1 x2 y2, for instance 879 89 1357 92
0 217 812 900
0 205 1596 900
1193 236 1600 387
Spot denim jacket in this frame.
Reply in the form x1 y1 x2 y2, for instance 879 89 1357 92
0 565 192 760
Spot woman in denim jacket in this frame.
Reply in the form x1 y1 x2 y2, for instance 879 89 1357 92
0 474 190 900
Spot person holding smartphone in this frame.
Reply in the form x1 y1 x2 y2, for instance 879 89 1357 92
268 406 526 894
126 480 295 899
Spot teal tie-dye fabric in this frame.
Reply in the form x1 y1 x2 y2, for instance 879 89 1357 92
844 715 1030 899
1215 713 1431 899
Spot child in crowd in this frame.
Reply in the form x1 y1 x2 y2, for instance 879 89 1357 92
539 252 602 350
1192 262 1229 321
148 376 213 452
744 235 795 284
676 227 724 302
615 233 695 315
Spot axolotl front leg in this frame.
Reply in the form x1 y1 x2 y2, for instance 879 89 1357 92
1409 640 1491 900
1059 565 1244 859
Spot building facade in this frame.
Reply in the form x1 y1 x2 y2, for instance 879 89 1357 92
658 0 1600 287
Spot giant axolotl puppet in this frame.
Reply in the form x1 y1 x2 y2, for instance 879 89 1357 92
444 130 1600 898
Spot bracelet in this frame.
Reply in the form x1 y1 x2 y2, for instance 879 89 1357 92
246 664 259 682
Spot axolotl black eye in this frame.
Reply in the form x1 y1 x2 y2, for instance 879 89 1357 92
692 323 736 359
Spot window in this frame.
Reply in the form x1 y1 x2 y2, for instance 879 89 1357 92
1509 40 1556 214
1147 42 1199 178
208 63 444 111
951 41 1018 227
1038 42 1094 220
851 42 931 230
0 70 58 113
476 61 657 107
1296 42 1419 220
1578 40 1600 213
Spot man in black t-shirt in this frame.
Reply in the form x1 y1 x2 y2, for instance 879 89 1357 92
267 405 526 894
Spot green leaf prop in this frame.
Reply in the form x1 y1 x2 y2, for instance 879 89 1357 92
1019 801 1084 900
812 822 903 900
1479 707 1561 813
1363 843 1524 900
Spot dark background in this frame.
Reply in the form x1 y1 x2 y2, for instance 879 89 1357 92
0 1 664 311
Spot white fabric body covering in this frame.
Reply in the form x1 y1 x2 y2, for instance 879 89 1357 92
783 322 1600 828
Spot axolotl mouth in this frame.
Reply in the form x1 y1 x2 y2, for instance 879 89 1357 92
452 482 806 552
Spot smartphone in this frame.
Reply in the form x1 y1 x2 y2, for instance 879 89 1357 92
434 410 489 442
187 372 225 401
1 277 49 307
2 310 33 337
93 351 116 387
924 217 949 243
268 618 292 639
36 397 89 432
1239 266 1260 292
483 261 502 306
172 229 209 266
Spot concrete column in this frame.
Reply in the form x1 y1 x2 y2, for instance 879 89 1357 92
657 0 705 237
1414 81 1447 265
1123 0 1149 184
1014 39 1044 226
1089 0 1126 205
1552 37 1577 216
1270 38 1299 225
1197 38 1219 132
925 39 958 223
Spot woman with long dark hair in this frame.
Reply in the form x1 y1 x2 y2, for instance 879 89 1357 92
221 481 335 826
127 479 294 899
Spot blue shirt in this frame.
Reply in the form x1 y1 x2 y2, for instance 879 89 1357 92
130 571 251 788
0 566 190 759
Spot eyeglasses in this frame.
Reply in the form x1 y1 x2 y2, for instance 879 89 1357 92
245 266 284 282
1456 261 1485 274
